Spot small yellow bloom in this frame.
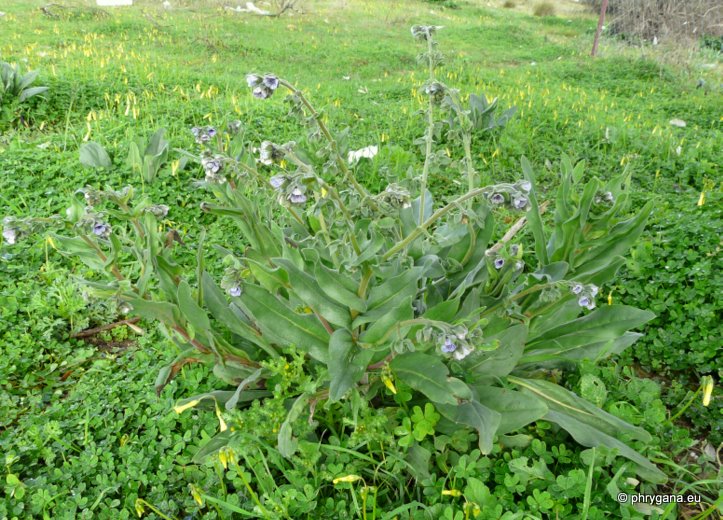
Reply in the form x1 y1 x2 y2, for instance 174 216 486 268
215 402 228 432
321 187 328 198
702 376 714 407
382 375 397 395
442 489 462 497
218 447 235 469
697 192 705 207
134 499 145 518
173 399 200 414
190 484 204 506
333 475 362 485
607 291 613 306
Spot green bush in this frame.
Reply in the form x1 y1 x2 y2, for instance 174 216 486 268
533 3 556 17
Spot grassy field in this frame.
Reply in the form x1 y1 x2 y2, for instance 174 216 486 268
1 0 721 518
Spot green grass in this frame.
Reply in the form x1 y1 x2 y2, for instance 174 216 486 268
1 0 721 518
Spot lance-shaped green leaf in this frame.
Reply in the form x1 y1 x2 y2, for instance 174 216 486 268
474 385 548 435
508 376 651 442
437 400 501 454
49 234 107 271
126 297 179 325
521 156 549 266
238 284 330 362
18 85 48 102
278 393 308 458
366 267 423 311
573 202 653 278
225 367 267 410
176 390 270 412
328 329 374 402
525 305 655 356
314 263 366 312
545 410 666 484
359 296 413 345
521 332 642 366
178 280 211 333
247 255 288 293
350 229 385 266
201 272 277 358
213 361 257 386
273 258 351 328
79 141 112 169
391 352 472 406
462 324 527 383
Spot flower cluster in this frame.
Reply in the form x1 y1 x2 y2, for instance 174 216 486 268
424 81 446 104
2 215 61 246
375 183 411 209
571 282 599 310
144 204 170 219
411 25 443 41
246 74 280 100
92 222 112 238
594 191 615 206
439 328 474 361
2 217 19 245
191 126 217 144
266 173 307 205
486 180 531 211
202 154 225 184
221 259 249 297
259 141 293 166
227 120 242 135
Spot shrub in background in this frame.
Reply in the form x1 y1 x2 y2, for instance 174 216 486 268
533 3 555 18
582 0 722 42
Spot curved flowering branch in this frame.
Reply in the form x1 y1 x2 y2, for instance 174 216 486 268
416 26 441 225
246 73 374 207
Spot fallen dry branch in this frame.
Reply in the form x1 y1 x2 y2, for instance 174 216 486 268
70 317 142 339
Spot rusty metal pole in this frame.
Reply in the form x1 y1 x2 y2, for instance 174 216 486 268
591 0 609 57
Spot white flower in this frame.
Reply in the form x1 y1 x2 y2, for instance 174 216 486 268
2 227 17 245
453 344 473 361
347 145 378 165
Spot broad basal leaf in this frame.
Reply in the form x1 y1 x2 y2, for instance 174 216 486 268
273 258 351 328
525 305 655 363
462 324 528 383
509 377 651 442
328 329 374 402
79 141 112 169
474 385 548 435
545 410 666 484
437 400 501 454
238 284 330 362
391 352 472 406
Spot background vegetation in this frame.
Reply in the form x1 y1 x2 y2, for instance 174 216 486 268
1 0 720 518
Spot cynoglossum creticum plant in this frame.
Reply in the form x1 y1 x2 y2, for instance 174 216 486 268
0 60 49 128
4 26 664 484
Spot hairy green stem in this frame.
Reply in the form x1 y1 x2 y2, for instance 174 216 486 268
418 35 437 224
382 187 489 260
279 79 371 203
